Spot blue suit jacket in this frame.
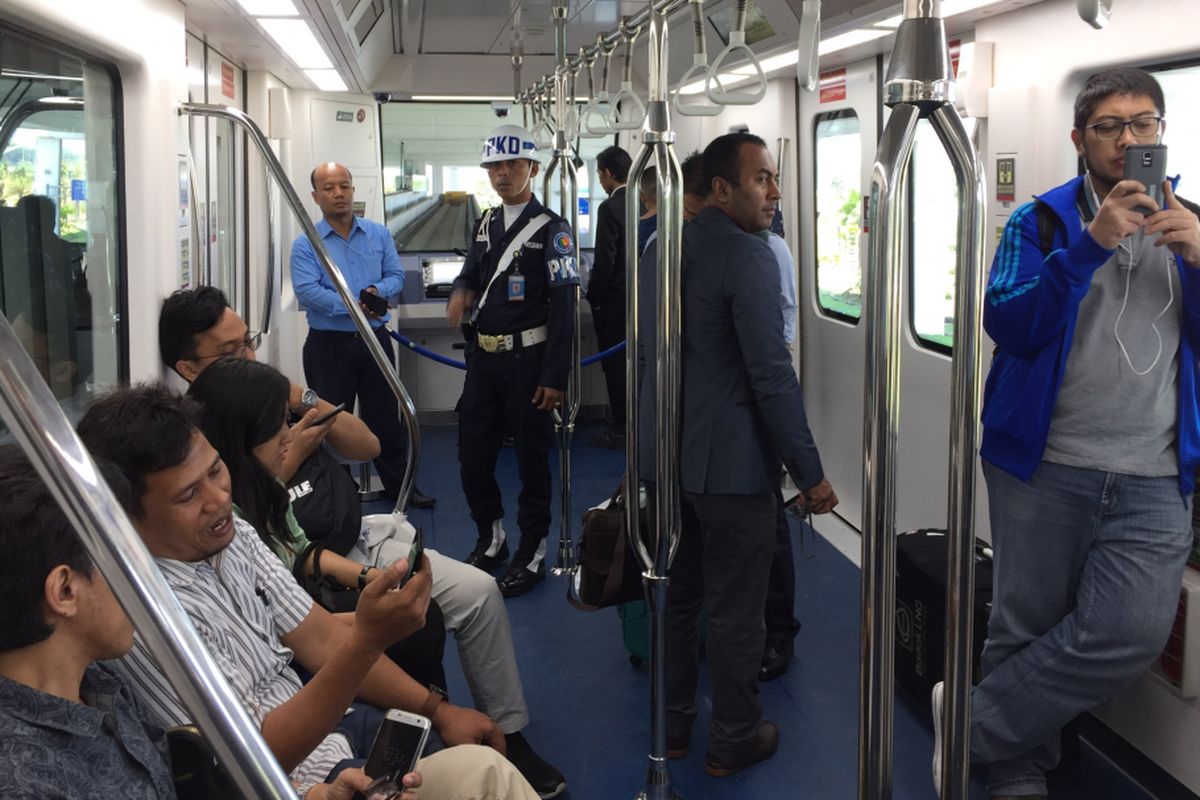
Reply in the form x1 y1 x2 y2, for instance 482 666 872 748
678 207 824 495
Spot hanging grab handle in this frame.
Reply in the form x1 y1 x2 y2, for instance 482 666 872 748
608 18 647 130
584 34 617 136
577 47 607 138
532 83 554 150
796 0 821 92
705 0 767 105
673 0 721 117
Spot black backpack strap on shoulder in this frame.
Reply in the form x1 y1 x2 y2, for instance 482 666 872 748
1035 200 1057 256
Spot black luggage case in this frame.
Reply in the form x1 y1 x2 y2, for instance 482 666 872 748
894 528 993 703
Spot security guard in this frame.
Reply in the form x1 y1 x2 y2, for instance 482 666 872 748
447 124 579 598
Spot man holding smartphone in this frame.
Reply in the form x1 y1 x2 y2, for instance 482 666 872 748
291 162 435 509
932 68 1200 799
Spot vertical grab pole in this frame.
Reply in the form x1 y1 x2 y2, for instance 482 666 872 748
929 103 986 800
546 0 582 576
627 5 683 800
858 101 919 800
860 1 983 798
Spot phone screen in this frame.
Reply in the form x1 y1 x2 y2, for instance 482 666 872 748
363 714 429 780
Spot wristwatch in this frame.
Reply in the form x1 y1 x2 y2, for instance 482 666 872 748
421 684 448 720
296 388 318 415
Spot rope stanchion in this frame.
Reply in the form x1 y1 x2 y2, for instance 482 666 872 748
389 330 625 370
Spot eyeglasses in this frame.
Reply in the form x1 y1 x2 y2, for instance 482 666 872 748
1085 116 1163 141
192 331 262 362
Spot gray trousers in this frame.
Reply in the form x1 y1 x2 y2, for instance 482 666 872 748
351 514 530 733
666 491 777 761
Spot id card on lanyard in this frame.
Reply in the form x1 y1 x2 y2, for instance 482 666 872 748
507 255 526 301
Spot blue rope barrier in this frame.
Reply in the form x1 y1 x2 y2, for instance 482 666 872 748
389 331 626 370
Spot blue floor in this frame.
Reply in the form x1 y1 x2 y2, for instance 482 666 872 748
380 422 1154 800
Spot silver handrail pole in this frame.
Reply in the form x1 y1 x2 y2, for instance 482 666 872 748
859 100 918 800
261 162 277 337
0 317 296 799
544 0 583 576
929 102 986 800
179 103 420 513
859 1 986 798
625 5 683 800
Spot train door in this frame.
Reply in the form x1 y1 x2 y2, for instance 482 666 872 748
798 56 878 531
185 33 247 322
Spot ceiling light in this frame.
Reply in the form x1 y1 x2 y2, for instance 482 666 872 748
818 28 890 56
236 0 299 14
305 69 347 92
411 95 515 101
259 18 333 70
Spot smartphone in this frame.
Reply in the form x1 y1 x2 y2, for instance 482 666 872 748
1123 144 1167 215
360 288 389 317
352 709 431 800
398 528 424 589
309 402 345 426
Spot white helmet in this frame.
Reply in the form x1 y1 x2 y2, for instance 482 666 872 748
480 124 539 165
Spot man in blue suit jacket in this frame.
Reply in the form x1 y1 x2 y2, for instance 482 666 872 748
664 133 837 777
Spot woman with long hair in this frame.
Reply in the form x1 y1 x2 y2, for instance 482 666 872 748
188 356 446 690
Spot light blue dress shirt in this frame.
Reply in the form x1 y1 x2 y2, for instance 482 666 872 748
290 216 404 331
764 231 798 344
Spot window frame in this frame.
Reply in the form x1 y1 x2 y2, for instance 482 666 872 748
811 107 863 325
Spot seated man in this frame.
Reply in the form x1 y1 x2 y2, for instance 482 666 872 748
159 286 564 797
0 444 383 800
77 384 540 800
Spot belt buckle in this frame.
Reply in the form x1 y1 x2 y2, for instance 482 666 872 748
479 333 501 353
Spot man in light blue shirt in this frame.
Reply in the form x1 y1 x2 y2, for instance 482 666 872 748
290 162 432 507
763 231 798 346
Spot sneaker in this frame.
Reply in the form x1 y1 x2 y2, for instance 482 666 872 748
504 731 566 799
931 681 944 799
703 720 779 778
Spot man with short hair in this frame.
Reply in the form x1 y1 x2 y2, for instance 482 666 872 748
662 132 837 778
447 125 579 598
290 162 434 508
159 286 568 798
75 384 539 800
932 67 1200 800
588 144 633 448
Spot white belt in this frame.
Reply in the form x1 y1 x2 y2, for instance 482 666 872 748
477 325 548 353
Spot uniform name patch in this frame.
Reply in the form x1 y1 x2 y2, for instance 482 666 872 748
525 241 543 249
547 256 579 285
553 231 573 255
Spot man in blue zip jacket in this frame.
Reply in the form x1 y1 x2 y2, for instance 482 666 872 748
446 125 578 599
932 68 1200 800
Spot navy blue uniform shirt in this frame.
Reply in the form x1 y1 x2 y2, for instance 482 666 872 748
453 195 579 389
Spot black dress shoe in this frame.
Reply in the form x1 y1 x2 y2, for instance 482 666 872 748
504 731 566 799
703 720 780 778
666 734 689 759
497 561 546 597
758 638 792 682
408 486 436 509
464 542 509 573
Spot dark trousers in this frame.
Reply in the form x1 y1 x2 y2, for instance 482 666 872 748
302 327 409 498
590 300 626 428
764 493 801 647
457 343 554 556
666 490 777 761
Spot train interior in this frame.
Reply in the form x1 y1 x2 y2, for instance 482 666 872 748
2 0 1200 797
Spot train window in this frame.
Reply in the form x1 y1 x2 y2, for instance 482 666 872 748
1151 64 1200 189
0 26 124 424
381 101 604 253
813 110 862 322
910 116 978 353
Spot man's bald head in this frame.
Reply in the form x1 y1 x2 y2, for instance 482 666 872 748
310 162 353 190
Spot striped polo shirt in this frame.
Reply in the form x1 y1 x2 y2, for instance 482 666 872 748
111 518 350 795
